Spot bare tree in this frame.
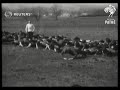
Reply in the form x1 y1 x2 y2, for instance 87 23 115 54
43 8 49 17
50 4 63 20
18 8 30 21
69 10 78 18
31 7 45 21
2 8 6 21
2 7 8 21
77 8 89 16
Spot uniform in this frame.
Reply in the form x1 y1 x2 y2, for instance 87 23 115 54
25 23 35 40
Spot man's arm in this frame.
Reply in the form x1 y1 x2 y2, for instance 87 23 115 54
25 24 28 33
32 24 35 32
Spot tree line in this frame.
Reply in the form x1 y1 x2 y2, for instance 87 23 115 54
2 4 118 22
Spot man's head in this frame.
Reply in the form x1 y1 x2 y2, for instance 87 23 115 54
28 21 31 24
109 4 112 7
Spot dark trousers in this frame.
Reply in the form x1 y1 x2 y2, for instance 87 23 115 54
27 32 33 40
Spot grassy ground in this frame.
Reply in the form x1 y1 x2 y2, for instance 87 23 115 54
2 16 118 87
2 45 118 87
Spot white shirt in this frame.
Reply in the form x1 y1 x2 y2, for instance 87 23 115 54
25 23 35 32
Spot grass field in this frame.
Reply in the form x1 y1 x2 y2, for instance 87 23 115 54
2 16 118 40
2 45 118 87
2 16 118 87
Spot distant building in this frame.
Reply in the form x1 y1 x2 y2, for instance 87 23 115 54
60 13 70 17
43 14 47 17
80 13 88 16
48 13 53 16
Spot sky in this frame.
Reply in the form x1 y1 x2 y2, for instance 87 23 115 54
2 3 118 11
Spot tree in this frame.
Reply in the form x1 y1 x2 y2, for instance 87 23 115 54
50 4 63 20
18 8 30 21
2 8 6 21
31 7 45 21
2 7 8 21
77 8 86 16
69 10 78 18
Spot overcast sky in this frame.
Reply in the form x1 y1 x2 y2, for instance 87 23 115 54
2 3 118 10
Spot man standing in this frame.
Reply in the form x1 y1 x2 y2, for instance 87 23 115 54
25 21 35 40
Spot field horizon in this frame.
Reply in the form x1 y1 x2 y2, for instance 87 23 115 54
2 16 118 40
